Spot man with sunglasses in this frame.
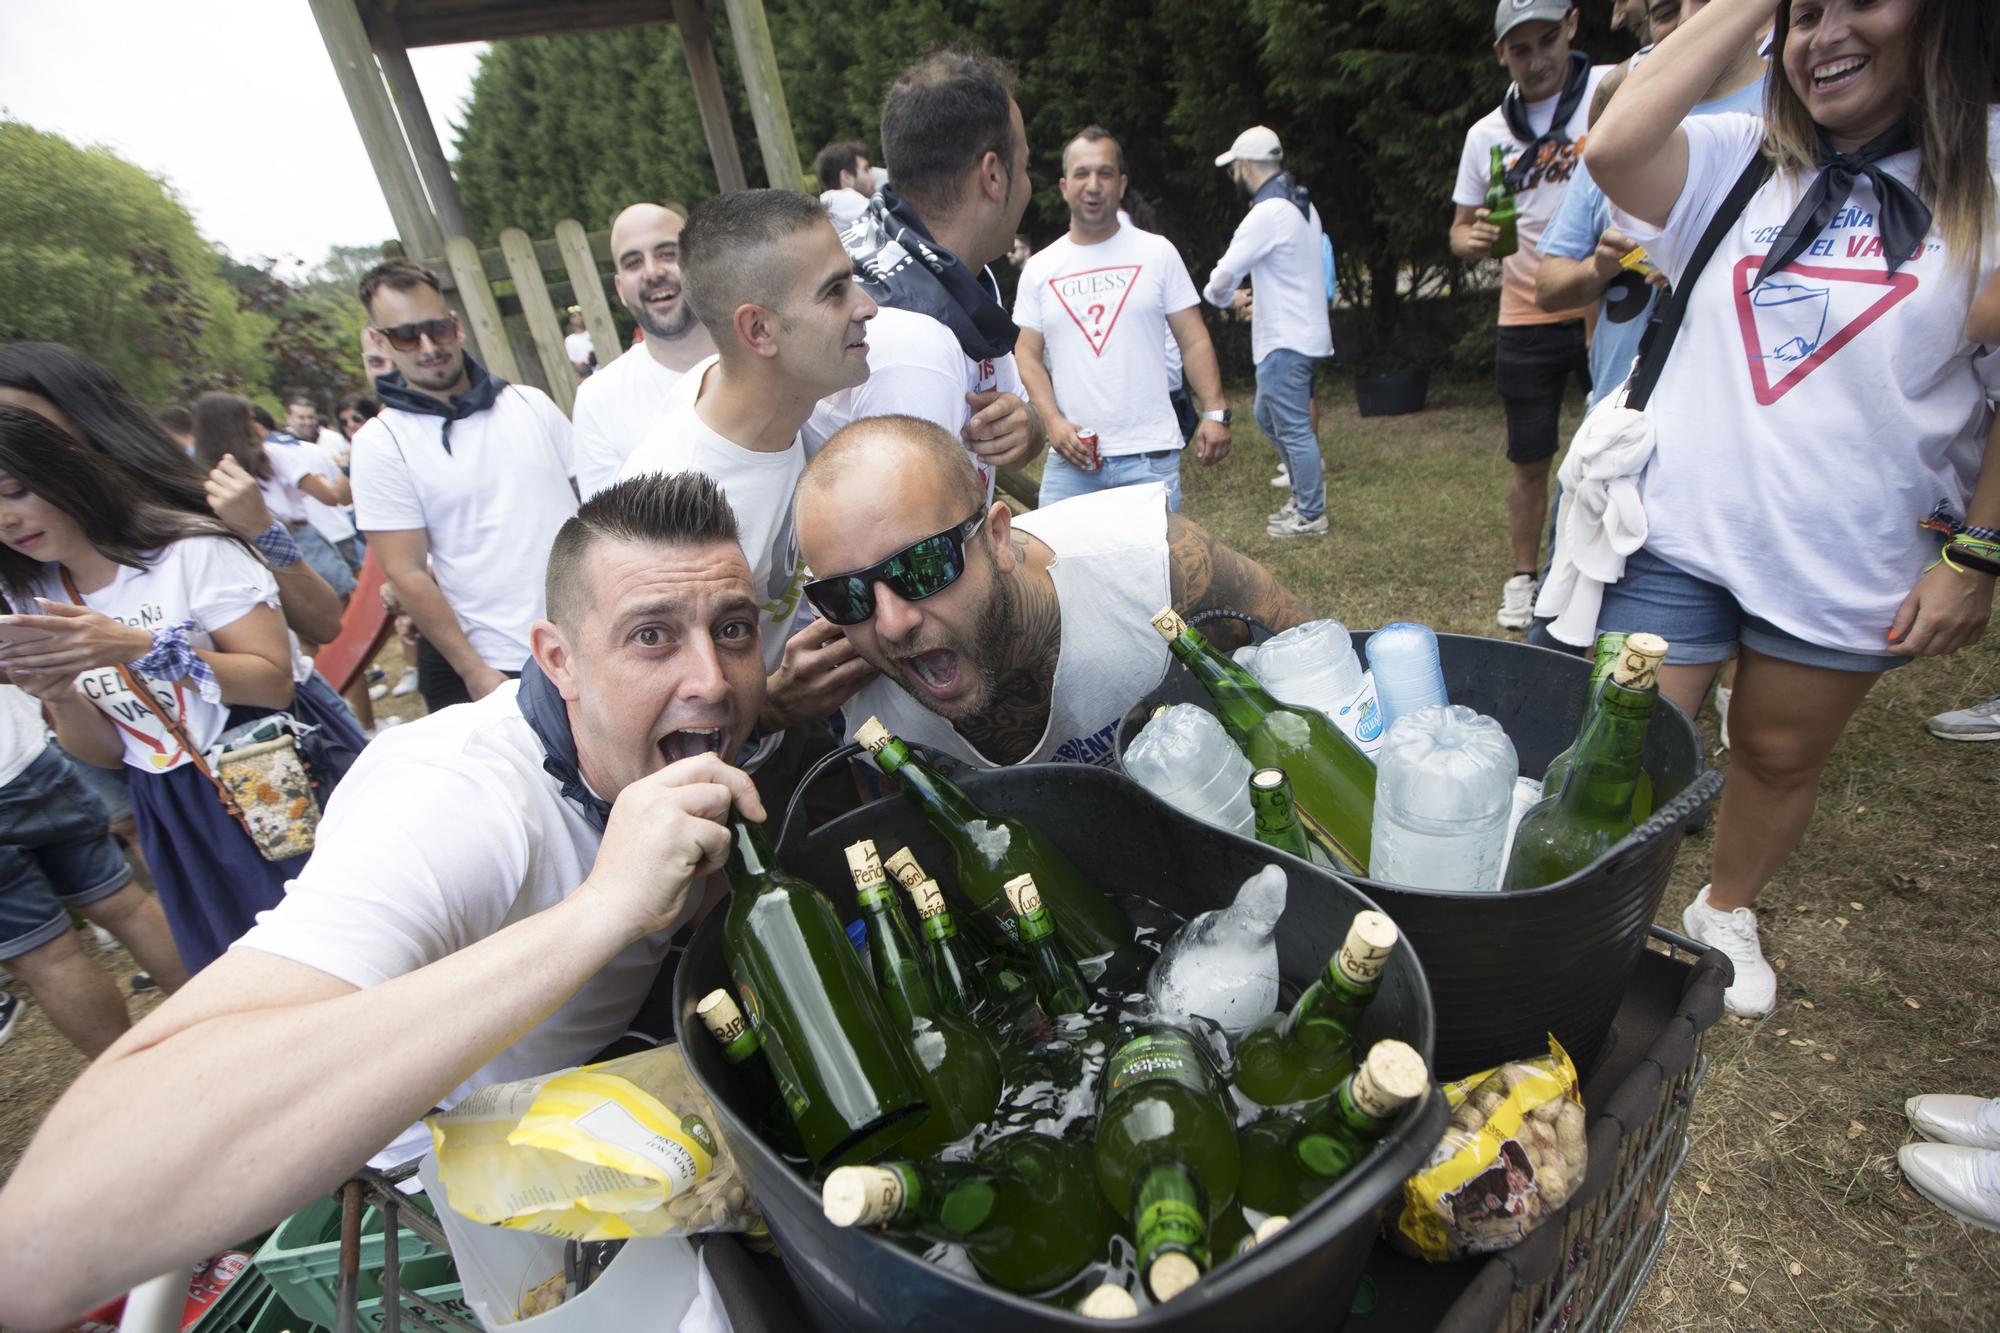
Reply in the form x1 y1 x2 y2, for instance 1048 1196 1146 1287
350 259 578 713
797 415 1315 768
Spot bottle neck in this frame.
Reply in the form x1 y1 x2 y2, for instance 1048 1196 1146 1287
1556 681 1655 818
1132 1160 1207 1274
878 739 991 832
1168 628 1279 733
860 890 943 1021
721 1028 763 1064
725 816 775 890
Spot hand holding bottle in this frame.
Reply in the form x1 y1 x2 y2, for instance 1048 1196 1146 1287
582 754 766 941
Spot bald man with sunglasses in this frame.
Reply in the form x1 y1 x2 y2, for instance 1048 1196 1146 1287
797 415 1315 767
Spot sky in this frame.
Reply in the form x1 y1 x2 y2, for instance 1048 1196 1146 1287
0 2 484 268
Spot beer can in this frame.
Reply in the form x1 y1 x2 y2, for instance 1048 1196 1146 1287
1077 428 1100 471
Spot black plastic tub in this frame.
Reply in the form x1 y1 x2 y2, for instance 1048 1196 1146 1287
1354 368 1431 417
675 762 1446 1331
1114 631 1722 1081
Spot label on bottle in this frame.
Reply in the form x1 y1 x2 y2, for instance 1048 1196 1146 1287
825 1164 910 1227
1004 875 1054 942
1135 1164 1207 1273
1332 911 1397 987
845 839 885 891
738 984 811 1120
1354 1040 1428 1116
1149 607 1189 641
1106 1030 1211 1097
1334 674 1385 756
884 848 927 891
907 879 948 920
697 989 750 1045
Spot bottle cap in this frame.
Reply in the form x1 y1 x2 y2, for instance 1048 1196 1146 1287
1002 873 1043 916
1147 1252 1201 1302
1253 1215 1291 1244
695 989 748 1044
1150 607 1189 641
1077 1284 1139 1319
908 878 948 919
1612 634 1668 690
1250 767 1288 792
854 716 892 753
884 847 926 890
822 1165 903 1227
1352 1039 1428 1118
1337 910 1399 984
844 839 884 889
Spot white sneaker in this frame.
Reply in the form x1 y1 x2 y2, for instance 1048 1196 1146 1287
1899 1143 2000 1233
1924 694 2000 742
1268 465 1291 490
1268 500 1298 524
88 923 119 951
369 683 390 700
1906 1095 2000 1151
391 668 420 698
1266 511 1329 538
1681 885 1777 1017
1715 684 1732 751
1495 574 1537 631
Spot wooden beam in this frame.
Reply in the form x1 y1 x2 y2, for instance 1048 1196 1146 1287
420 229 614 288
444 235 522 380
499 227 577 415
370 19 476 242
308 0 445 261
722 0 804 190
670 0 750 194
386 0 673 47
554 218 625 371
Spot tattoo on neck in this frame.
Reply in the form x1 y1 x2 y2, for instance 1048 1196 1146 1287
956 557 1062 766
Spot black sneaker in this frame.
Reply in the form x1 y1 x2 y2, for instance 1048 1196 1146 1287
0 991 19 1049
131 972 158 994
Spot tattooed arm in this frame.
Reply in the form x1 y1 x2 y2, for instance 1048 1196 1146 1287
1166 513 1315 643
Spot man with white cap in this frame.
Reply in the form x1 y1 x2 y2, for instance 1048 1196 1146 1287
1203 125 1335 538
1448 0 1608 630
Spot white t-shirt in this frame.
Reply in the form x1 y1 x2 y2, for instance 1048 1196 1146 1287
234 682 678 1117
1453 66 1612 326
350 385 578 671
0 684 50 789
821 188 870 230
564 330 596 365
1610 110 2000 655
267 437 356 544
28 537 281 772
1014 225 1200 456
257 445 312 528
1203 194 1336 364
573 346 691 500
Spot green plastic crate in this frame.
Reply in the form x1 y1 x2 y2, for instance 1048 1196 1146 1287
353 1255 471 1332
187 1252 270 1333
244 1289 320 1333
254 1194 453 1332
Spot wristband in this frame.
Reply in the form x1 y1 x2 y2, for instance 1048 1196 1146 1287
129 620 222 704
1946 535 2000 577
253 522 303 569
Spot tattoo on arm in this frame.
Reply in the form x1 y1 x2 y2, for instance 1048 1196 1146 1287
1166 513 1315 636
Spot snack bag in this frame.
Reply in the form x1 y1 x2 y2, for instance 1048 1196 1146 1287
1391 1035 1586 1261
428 1046 764 1241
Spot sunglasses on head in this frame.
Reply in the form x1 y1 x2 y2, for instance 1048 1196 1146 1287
372 315 461 352
803 512 985 626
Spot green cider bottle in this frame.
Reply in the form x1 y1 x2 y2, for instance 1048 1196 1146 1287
1209 1206 1291 1263
1232 909 1399 1107
694 988 809 1161
1238 1039 1429 1216
885 846 1015 1016
720 815 928 1169
1249 767 1339 869
1485 144 1519 260
1501 634 1668 892
1541 631 1655 821
823 1133 1113 1295
1006 873 1094 1019
856 716 1132 960
1150 609 1376 875
848 840 1003 1156
1095 1025 1242 1303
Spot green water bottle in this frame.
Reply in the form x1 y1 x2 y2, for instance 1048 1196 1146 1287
721 816 927 1168
1232 909 1399 1107
694 988 809 1160
885 846 1009 1019
823 1133 1112 1294
1542 631 1655 820
857 716 1132 959
1006 873 1094 1019
849 840 1002 1156
1502 634 1667 891
1151 608 1375 874
1238 1039 1429 1216
1485 144 1519 260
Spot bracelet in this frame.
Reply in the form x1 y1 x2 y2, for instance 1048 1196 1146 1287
253 522 303 569
1946 535 2000 577
1963 523 2000 544
129 620 222 704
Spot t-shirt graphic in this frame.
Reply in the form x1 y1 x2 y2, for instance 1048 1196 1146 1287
1049 265 1143 356
1733 256 1919 405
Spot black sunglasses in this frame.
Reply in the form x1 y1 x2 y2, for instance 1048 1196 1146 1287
803 512 985 626
372 315 461 352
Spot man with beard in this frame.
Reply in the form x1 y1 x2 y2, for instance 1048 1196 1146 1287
573 203 718 498
796 415 1313 768
351 259 577 711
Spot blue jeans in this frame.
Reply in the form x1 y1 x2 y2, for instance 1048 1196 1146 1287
1254 348 1324 521
1038 448 1182 512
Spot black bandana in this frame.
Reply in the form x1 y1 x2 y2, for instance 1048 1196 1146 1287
373 354 508 454
1748 122 1932 291
1501 52 1592 194
845 190 1019 364
1248 170 1313 221
515 658 611 833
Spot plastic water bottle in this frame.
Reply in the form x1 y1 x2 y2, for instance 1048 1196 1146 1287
1124 704 1256 836
1497 776 1543 877
1366 622 1449 736
1146 865 1286 1035
1234 619 1386 758
1369 705 1518 893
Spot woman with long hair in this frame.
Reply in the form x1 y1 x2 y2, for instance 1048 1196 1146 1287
1585 0 1996 1002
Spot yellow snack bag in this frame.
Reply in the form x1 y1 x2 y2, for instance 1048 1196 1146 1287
1391 1035 1586 1262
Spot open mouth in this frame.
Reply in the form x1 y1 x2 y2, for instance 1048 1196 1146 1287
642 287 680 309
657 727 729 764
901 649 961 696
1811 55 1868 92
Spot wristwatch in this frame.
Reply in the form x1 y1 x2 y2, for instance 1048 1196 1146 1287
1200 409 1232 425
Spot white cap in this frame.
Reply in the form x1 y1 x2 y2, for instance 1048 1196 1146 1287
1494 0 1572 41
1215 125 1283 168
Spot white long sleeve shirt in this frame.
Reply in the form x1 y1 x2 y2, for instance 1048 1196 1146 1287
1203 196 1335 364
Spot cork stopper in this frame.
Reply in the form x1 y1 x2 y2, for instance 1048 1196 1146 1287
1250 768 1288 792
907 878 948 920
1611 633 1668 691
1352 1039 1428 1119
1147 1252 1201 1302
1337 910 1399 984
1003 873 1043 917
1252 1215 1290 1245
822 1165 903 1228
854 716 892 754
1150 607 1188 641
695 989 747 1044
1078 1284 1139 1320
884 847 927 891
1150 705 1169 721
844 839 884 889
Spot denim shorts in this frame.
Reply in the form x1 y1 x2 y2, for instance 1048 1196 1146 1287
0 743 135 959
1597 546 1908 674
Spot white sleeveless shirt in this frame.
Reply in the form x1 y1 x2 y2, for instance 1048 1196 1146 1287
843 483 1173 768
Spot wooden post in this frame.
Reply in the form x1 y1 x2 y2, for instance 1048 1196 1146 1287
555 218 624 370
722 0 805 190
500 227 578 415
670 0 750 193
307 0 445 261
370 20 476 242
444 236 522 381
